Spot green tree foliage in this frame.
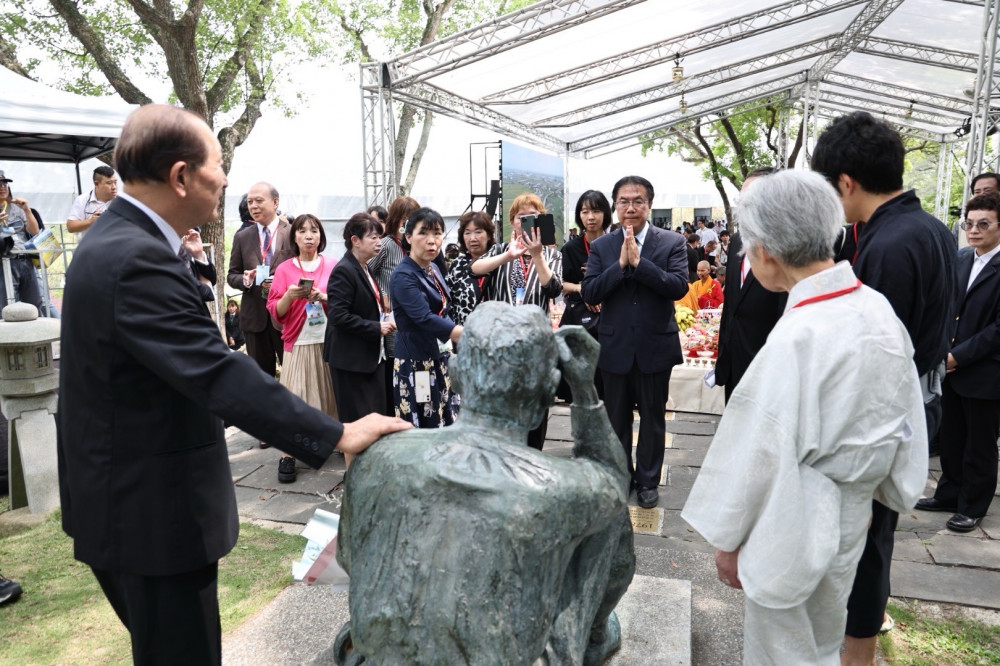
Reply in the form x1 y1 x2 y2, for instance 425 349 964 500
0 0 340 303
331 0 535 196
639 101 804 223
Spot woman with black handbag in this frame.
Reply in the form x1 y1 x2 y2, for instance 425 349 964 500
557 190 612 401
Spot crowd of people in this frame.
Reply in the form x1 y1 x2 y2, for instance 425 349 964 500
1 103 995 666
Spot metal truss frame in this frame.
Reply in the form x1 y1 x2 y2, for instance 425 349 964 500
359 0 1000 215
935 142 958 222
963 0 1000 212
360 62 398 207
479 0 865 105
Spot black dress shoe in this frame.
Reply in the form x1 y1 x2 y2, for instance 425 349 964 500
915 497 957 512
946 513 982 533
637 487 659 509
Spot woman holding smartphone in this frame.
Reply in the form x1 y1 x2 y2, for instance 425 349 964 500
266 213 337 484
326 212 397 467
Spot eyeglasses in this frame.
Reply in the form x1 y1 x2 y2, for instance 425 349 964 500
615 198 648 209
960 219 998 232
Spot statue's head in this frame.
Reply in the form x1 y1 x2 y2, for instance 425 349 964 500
452 302 559 430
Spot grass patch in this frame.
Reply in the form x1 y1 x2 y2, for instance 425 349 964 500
0 509 304 665
881 601 1000 665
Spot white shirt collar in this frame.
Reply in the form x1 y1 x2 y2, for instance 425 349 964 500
118 191 181 256
784 261 858 313
632 221 650 247
256 217 277 235
974 243 1000 264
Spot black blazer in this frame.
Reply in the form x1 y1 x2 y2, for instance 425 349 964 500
714 232 787 391
57 197 342 577
582 225 689 374
325 251 384 374
390 257 456 361
947 247 1000 399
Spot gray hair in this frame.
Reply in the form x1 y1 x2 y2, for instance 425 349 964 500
736 170 842 268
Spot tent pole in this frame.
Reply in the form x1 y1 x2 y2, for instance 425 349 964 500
75 161 82 195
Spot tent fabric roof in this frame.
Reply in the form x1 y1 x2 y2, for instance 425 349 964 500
381 0 987 157
0 67 137 163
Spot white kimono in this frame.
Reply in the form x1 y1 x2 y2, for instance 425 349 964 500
682 262 928 665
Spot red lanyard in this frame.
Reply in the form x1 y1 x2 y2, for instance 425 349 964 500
583 235 590 255
518 255 531 283
851 222 860 265
790 280 862 311
476 275 486 291
392 236 403 251
297 256 324 279
427 268 447 315
366 270 383 311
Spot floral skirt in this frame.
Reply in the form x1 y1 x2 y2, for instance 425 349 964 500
393 355 458 428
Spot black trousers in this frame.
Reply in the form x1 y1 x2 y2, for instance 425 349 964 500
92 562 220 665
845 395 941 637
602 361 671 489
244 319 284 377
332 362 386 422
933 381 1000 518
527 409 549 451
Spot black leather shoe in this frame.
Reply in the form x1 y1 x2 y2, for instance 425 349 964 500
637 487 659 509
915 497 957 512
946 513 982 533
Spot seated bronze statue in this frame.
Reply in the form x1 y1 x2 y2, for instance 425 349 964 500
334 302 635 665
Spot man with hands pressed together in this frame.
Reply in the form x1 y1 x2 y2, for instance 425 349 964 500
582 176 689 509
58 105 410 666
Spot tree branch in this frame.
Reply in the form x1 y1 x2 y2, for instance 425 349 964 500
206 0 273 114
47 0 153 104
694 122 733 223
719 116 748 179
0 39 31 77
788 113 806 167
764 105 779 155
338 13 373 62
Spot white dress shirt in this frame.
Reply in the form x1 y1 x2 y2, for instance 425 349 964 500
967 243 1000 291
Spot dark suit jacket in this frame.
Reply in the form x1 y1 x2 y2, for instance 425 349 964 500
947 247 1000 399
714 232 788 391
226 219 293 333
582 225 689 374
325 251 384 373
390 256 456 361
57 197 342 577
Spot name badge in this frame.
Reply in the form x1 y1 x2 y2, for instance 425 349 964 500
255 263 270 285
515 287 525 306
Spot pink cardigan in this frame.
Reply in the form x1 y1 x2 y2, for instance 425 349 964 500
266 255 337 352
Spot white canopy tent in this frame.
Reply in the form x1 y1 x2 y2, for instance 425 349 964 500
361 0 1000 222
0 67 137 192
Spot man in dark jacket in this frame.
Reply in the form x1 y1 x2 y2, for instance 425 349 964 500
916 193 1000 532
812 111 958 666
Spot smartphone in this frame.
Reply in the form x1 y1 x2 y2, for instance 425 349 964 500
535 214 557 245
298 278 314 291
520 214 536 238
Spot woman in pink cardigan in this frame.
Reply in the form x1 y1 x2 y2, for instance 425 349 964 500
266 213 337 484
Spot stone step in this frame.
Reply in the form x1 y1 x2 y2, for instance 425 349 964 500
608 575 692 665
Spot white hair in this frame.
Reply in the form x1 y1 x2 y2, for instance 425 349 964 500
736 170 843 267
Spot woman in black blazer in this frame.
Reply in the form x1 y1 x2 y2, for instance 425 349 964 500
325 213 397 464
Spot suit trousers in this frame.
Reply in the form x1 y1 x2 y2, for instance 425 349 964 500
92 562 220 665
602 361 671 488
845 395 941 637
933 381 1000 518
527 409 548 451
244 318 284 377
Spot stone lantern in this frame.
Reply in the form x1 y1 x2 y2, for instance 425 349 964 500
1 301 60 513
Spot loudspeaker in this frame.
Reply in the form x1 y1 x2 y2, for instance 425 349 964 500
485 179 500 217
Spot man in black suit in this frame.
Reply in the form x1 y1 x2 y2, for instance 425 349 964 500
583 175 689 509
57 105 409 665
715 167 788 403
812 111 957 666
916 193 1000 532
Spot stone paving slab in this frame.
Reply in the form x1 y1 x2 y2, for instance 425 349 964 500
609 575 691 665
230 461 262 484
892 561 1000 610
927 535 1000 570
240 465 344 496
981 514 1000 539
667 465 699 490
663 448 709 467
669 434 714 451
664 421 719 436
252 492 342 525
233 486 278 520
893 532 933 564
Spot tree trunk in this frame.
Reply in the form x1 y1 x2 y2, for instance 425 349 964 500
401 111 434 196
395 103 418 190
788 114 806 168
695 123 733 224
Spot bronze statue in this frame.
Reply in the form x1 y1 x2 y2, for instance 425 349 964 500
335 302 635 665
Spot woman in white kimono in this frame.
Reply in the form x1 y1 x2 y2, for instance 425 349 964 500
681 170 928 665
